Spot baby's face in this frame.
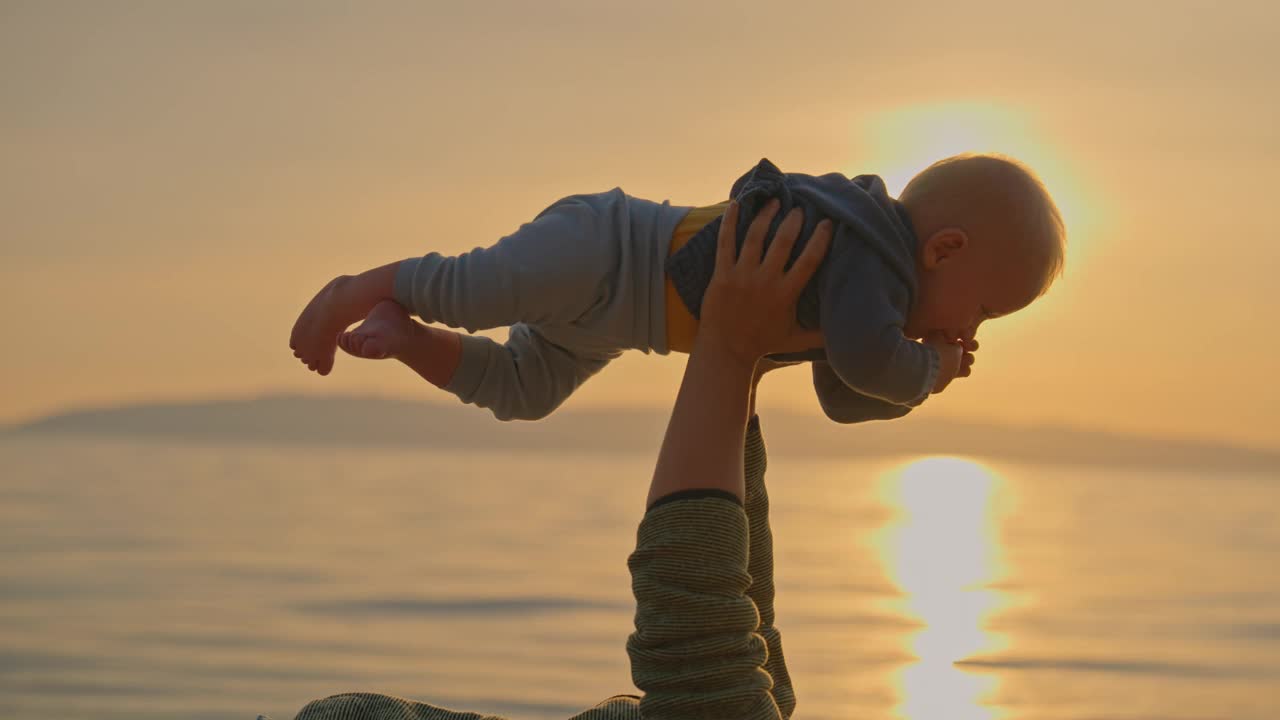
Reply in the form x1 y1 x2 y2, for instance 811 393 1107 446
903 230 1045 343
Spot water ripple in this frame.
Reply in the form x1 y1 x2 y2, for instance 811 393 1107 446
957 655 1267 679
294 594 628 617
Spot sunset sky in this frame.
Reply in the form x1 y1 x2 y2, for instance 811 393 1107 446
3 1 1277 450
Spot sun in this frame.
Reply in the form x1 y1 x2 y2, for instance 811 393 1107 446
856 99 1100 274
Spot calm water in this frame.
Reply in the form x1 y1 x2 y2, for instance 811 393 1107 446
2 434 1278 720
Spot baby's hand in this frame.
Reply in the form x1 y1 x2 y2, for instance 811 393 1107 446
957 335 978 379
925 333 963 394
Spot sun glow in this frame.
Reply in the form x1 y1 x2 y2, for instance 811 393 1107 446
857 100 1099 273
875 456 1013 720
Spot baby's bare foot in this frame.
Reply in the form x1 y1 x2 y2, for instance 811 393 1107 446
339 299 416 360
289 276 354 376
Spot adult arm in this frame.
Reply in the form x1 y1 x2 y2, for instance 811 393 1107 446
627 200 829 719
744 363 798 718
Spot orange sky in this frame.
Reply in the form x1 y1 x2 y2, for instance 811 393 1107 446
2 1 1277 450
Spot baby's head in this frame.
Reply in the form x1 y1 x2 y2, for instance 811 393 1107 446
898 153 1066 342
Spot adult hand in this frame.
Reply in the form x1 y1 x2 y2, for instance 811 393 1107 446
698 198 832 368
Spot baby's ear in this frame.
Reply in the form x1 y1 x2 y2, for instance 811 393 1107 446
922 228 968 267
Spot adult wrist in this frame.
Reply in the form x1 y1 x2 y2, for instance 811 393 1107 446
690 334 759 378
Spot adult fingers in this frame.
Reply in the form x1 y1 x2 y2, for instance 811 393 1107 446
714 200 740 276
762 206 805 275
740 198 780 270
782 218 832 298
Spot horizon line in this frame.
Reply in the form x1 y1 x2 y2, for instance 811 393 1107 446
4 388 1278 458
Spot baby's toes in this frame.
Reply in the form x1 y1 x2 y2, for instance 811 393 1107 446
363 337 388 359
315 349 335 374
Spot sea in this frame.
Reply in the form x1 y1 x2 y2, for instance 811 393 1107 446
2 433 1277 720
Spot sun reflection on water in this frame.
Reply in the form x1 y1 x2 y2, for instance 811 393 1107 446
874 456 1012 720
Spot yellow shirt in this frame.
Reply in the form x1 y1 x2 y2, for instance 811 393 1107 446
664 200 731 353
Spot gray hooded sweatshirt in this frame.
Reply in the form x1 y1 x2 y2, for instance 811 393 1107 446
668 157 939 422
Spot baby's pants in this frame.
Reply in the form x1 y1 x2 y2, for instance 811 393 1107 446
394 187 693 421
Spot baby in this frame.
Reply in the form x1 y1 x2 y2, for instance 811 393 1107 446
289 154 1065 423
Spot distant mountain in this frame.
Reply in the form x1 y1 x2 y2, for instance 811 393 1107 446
4 393 1277 472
